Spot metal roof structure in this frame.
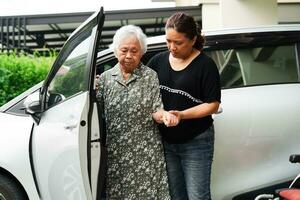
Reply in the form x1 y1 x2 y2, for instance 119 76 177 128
0 6 201 54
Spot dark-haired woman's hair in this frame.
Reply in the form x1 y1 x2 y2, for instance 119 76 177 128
165 12 205 51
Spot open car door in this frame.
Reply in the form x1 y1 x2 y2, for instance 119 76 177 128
27 8 105 200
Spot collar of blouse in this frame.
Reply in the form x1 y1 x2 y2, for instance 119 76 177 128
111 63 144 85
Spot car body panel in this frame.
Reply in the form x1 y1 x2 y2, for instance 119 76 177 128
212 83 300 199
31 91 92 199
0 113 40 199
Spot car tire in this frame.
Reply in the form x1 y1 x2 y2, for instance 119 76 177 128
0 173 28 200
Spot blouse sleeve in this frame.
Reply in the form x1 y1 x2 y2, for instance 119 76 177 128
150 72 164 113
96 73 105 107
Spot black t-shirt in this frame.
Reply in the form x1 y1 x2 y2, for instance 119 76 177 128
147 51 221 143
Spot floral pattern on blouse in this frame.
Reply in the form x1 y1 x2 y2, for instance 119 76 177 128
97 63 170 200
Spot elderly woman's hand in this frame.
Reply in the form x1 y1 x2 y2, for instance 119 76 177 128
162 111 179 127
95 74 100 90
152 109 178 126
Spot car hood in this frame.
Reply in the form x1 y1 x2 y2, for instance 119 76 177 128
0 112 33 146
0 112 39 199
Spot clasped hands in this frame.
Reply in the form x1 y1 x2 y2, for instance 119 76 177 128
162 110 181 127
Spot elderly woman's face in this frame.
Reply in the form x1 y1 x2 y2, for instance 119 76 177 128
117 35 143 72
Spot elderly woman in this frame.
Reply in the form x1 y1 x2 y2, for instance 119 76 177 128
97 25 174 199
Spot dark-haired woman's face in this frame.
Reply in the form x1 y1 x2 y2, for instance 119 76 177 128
165 28 195 59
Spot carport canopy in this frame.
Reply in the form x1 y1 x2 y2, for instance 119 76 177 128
0 6 201 54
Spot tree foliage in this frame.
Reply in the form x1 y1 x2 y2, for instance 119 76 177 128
0 52 56 106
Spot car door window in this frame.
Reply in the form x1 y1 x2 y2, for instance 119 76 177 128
97 58 117 75
207 44 299 88
47 30 93 108
208 49 243 88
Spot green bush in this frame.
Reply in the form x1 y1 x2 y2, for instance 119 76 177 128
0 52 56 107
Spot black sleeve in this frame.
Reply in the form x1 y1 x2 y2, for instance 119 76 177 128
147 54 158 71
147 51 168 72
201 56 221 103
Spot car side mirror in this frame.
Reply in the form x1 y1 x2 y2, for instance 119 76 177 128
47 93 65 107
23 91 42 124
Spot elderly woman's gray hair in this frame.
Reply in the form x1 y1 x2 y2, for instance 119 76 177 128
110 25 147 56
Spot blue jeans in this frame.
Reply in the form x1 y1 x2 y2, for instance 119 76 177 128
164 126 215 200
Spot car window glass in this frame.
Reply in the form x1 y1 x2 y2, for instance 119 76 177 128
207 44 299 88
97 58 118 75
47 31 92 108
208 49 243 88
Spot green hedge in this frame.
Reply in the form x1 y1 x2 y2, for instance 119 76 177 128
0 52 56 107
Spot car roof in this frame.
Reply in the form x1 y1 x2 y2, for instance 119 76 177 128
98 24 300 58
148 24 300 40
202 24 300 36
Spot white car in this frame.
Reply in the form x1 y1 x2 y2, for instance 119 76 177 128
1 8 300 200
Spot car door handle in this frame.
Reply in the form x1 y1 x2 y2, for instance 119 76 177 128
64 122 78 130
